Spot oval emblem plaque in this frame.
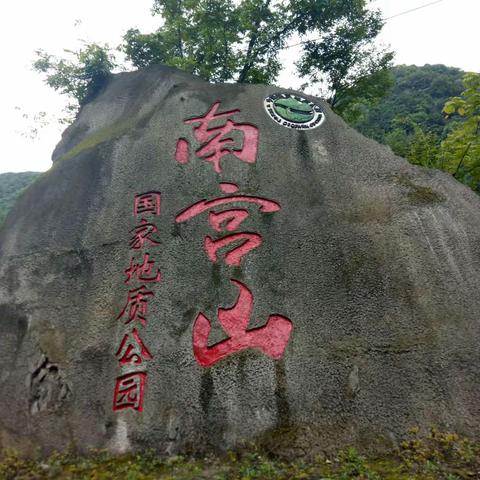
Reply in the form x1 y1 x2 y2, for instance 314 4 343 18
264 93 325 130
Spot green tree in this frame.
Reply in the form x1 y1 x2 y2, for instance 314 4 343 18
441 72 480 191
382 116 441 168
34 0 392 114
124 0 392 91
362 70 479 195
351 64 464 144
295 7 393 112
407 125 440 168
33 43 116 107
334 68 394 123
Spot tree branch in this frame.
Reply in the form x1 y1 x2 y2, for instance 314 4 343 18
236 0 299 83
237 15 262 83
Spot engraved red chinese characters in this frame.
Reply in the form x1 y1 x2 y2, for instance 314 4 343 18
134 192 161 216
112 192 162 414
129 219 161 250
116 328 153 365
116 286 154 326
193 279 293 367
176 195 281 266
175 102 259 173
124 253 161 283
113 372 147 412
204 233 262 266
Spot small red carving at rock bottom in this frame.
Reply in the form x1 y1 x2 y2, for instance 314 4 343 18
113 371 147 412
193 279 293 367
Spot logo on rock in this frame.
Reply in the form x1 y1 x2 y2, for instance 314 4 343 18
264 93 325 130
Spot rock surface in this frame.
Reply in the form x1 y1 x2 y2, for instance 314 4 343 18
1 65 479 457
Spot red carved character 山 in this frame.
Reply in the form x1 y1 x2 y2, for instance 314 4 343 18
193 279 293 367
176 194 281 266
175 102 259 173
113 372 147 412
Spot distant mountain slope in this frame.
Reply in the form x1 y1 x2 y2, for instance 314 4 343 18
352 64 465 143
0 171 41 226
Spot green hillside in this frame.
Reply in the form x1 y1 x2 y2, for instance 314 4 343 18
0 171 41 227
347 65 480 192
351 64 464 146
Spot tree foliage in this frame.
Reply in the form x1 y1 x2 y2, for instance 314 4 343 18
124 0 391 91
441 72 480 190
34 0 392 114
381 117 441 169
350 64 464 144
351 67 480 193
33 43 116 106
332 67 394 122
295 2 393 111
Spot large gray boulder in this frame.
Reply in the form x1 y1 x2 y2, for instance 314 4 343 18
1 65 479 457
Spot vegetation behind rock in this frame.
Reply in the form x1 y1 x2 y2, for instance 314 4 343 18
0 172 40 227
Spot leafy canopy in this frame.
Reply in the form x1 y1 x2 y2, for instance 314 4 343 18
33 43 116 106
33 0 392 113
350 67 480 193
350 64 465 144
441 72 480 190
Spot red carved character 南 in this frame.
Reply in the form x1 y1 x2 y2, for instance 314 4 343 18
193 279 293 367
113 371 147 412
175 102 259 173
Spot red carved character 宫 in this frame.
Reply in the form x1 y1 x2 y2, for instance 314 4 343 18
176 192 281 266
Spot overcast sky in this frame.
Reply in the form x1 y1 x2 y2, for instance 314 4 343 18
0 0 477 174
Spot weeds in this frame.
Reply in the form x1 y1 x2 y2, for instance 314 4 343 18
1 429 479 480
